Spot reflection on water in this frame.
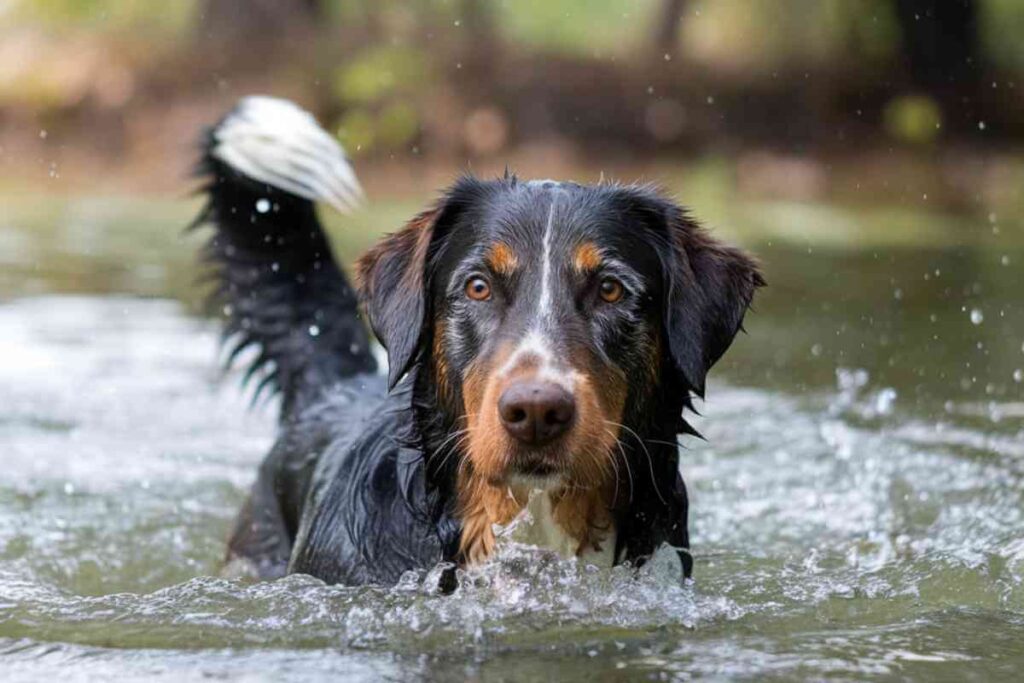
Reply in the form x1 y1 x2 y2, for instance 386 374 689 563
0 198 1022 680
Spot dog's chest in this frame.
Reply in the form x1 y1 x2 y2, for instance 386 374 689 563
502 489 617 567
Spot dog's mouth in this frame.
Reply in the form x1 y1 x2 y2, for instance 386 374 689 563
514 460 558 478
506 446 569 484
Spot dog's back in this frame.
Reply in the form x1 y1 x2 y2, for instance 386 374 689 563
196 97 446 583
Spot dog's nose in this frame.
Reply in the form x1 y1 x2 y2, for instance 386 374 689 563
498 381 576 445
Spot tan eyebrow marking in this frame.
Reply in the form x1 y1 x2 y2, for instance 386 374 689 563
572 241 603 274
486 242 519 275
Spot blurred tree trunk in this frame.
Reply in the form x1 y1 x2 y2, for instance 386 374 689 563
892 0 983 131
458 0 499 78
653 0 687 58
893 0 980 90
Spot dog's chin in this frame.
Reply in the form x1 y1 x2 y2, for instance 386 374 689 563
505 447 570 489
508 470 565 491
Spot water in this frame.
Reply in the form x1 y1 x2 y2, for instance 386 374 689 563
1 197 1023 680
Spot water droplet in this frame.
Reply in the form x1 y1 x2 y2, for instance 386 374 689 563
874 388 897 415
1000 255 1010 266
255 198 270 213
706 95 715 104
454 19 461 26
663 53 672 61
969 308 984 325
271 262 280 272
978 120 986 130
1013 369 1023 383
39 129 48 139
308 324 320 337
811 343 822 357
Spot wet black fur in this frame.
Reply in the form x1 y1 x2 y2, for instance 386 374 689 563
199 147 763 585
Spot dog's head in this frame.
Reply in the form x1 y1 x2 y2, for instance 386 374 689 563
357 176 763 494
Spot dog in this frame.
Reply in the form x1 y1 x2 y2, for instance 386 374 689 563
195 96 763 587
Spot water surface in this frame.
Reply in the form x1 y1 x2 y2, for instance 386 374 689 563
0 196 1022 680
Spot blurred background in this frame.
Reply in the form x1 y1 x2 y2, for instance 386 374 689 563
4 0 1024 195
2 0 1022 398
2 2 1023 678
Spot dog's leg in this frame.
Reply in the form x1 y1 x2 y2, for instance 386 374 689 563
223 468 292 580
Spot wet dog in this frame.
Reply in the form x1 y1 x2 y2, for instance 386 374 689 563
196 97 763 586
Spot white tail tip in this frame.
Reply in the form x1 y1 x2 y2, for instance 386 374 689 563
211 96 363 214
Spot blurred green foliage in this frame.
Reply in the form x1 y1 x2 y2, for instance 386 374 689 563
981 0 1024 70
333 46 428 105
5 0 1024 151
8 0 1024 70
883 95 943 145
8 0 193 34
495 0 659 56
332 46 432 154
11 0 1024 69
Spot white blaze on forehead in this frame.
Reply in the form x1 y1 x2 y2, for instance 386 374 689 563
499 189 578 388
538 200 556 317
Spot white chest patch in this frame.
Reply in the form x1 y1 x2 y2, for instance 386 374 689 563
498 489 617 568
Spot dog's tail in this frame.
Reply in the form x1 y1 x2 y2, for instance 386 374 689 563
193 96 377 417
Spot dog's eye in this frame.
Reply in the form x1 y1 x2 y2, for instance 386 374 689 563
598 277 624 303
465 276 492 301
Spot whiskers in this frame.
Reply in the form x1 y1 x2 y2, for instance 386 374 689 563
431 425 471 477
603 420 667 506
602 427 633 504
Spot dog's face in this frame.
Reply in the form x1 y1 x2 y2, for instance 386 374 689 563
426 180 668 490
358 177 762 493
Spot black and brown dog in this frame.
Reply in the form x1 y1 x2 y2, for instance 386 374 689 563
196 97 763 587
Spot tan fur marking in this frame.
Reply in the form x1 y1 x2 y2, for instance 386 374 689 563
461 346 531 484
566 367 625 489
433 318 452 406
572 242 603 274
486 242 519 276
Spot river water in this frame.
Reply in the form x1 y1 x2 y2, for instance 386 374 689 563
0 197 1022 680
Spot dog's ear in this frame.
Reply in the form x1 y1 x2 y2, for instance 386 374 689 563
356 178 487 389
356 207 441 389
616 187 763 396
662 206 764 396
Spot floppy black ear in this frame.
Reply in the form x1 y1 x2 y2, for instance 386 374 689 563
356 205 442 389
356 178 488 389
662 206 764 396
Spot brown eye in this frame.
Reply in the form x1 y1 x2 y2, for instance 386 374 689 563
598 278 624 303
465 276 491 301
